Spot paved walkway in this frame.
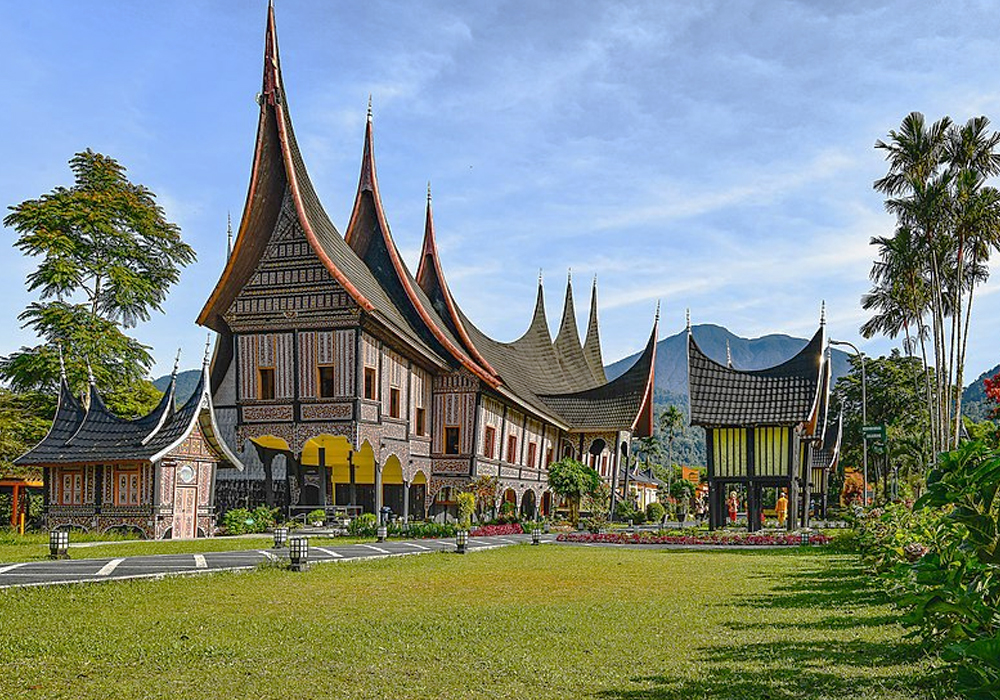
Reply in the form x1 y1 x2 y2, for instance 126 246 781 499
0 533 553 589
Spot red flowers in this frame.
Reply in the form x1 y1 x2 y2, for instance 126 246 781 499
470 523 524 537
555 531 831 546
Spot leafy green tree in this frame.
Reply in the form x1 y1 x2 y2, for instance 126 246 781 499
658 405 685 468
834 350 932 503
2 150 193 414
871 113 1000 452
0 389 53 478
547 458 601 527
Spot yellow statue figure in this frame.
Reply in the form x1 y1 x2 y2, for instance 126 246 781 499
776 491 788 528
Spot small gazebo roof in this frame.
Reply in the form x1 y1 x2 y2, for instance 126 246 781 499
15 366 242 469
688 325 826 429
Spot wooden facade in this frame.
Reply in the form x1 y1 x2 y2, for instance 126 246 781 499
689 323 831 531
15 368 242 539
198 5 658 521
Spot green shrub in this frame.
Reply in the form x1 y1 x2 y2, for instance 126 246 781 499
645 502 665 524
251 505 279 531
614 500 637 522
348 513 378 537
405 521 456 539
306 509 326 525
457 492 476 529
221 508 254 536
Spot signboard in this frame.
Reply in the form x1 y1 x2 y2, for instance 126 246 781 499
862 425 886 442
682 467 701 486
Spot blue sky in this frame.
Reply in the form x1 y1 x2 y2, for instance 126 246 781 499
3 1 1000 381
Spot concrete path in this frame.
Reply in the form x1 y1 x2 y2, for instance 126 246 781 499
0 533 553 589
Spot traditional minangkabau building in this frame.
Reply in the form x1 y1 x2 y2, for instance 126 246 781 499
14 361 242 539
687 313 831 531
197 4 657 521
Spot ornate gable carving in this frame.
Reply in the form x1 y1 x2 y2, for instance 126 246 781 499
225 188 360 332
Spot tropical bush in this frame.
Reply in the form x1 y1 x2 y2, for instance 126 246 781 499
557 531 830 546
646 502 666 524
405 521 456 539
470 523 523 537
457 492 476 529
348 513 378 537
856 438 1000 698
306 509 326 524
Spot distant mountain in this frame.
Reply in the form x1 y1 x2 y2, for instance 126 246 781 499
152 369 202 406
605 324 851 398
962 364 1000 422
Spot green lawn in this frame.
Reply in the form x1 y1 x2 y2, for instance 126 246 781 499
0 532 376 563
0 545 945 699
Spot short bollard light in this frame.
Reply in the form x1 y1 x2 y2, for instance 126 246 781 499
49 530 69 560
288 536 309 572
799 530 811 546
456 529 469 554
273 526 289 549
531 526 541 545
376 525 388 543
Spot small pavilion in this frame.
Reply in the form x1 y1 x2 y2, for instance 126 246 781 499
14 359 242 539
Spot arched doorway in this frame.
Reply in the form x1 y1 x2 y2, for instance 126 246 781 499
541 491 552 517
520 490 536 518
501 488 517 517
382 455 404 518
409 471 427 521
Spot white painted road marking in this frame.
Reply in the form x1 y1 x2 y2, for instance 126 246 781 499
360 545 390 554
0 562 28 575
400 542 430 550
312 547 342 558
96 559 125 577
259 550 278 561
193 554 207 569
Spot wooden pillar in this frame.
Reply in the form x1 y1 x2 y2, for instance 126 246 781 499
348 451 357 507
375 462 383 516
402 480 410 523
10 484 20 528
262 451 276 508
318 447 328 507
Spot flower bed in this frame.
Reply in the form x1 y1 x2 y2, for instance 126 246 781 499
556 531 831 546
470 523 524 537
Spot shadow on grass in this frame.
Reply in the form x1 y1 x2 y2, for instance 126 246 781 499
596 557 944 700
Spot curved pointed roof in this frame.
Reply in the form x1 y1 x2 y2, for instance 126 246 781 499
414 188 498 376
341 110 500 386
688 324 827 428
539 313 658 436
553 274 598 389
15 369 242 468
583 277 606 385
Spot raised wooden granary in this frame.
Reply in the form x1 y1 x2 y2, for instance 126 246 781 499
687 314 833 531
198 4 657 521
14 362 242 539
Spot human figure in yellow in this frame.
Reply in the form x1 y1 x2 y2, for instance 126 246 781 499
776 490 789 528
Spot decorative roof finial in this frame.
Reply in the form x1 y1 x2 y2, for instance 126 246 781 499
427 181 432 203
655 300 660 322
726 339 733 368
203 334 212 368
686 308 691 332
567 268 572 284
820 299 826 326
57 343 66 380
367 94 373 121
172 348 182 378
226 212 233 260
538 268 543 286
86 358 95 385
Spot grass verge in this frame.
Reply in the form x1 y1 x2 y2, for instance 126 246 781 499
0 546 945 699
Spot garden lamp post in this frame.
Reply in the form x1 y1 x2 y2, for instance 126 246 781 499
830 339 868 507
288 536 309 572
455 529 468 554
531 524 541 545
273 526 288 548
49 530 69 559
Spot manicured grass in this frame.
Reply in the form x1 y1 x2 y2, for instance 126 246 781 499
0 546 945 699
0 532 374 564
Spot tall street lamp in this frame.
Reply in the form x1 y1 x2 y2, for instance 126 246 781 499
830 340 868 507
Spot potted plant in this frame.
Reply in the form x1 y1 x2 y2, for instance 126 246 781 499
306 509 326 527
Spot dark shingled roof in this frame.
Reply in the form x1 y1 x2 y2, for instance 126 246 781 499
583 279 606 386
539 323 657 433
15 370 241 468
688 326 826 428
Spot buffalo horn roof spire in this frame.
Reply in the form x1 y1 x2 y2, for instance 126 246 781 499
582 274 606 384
